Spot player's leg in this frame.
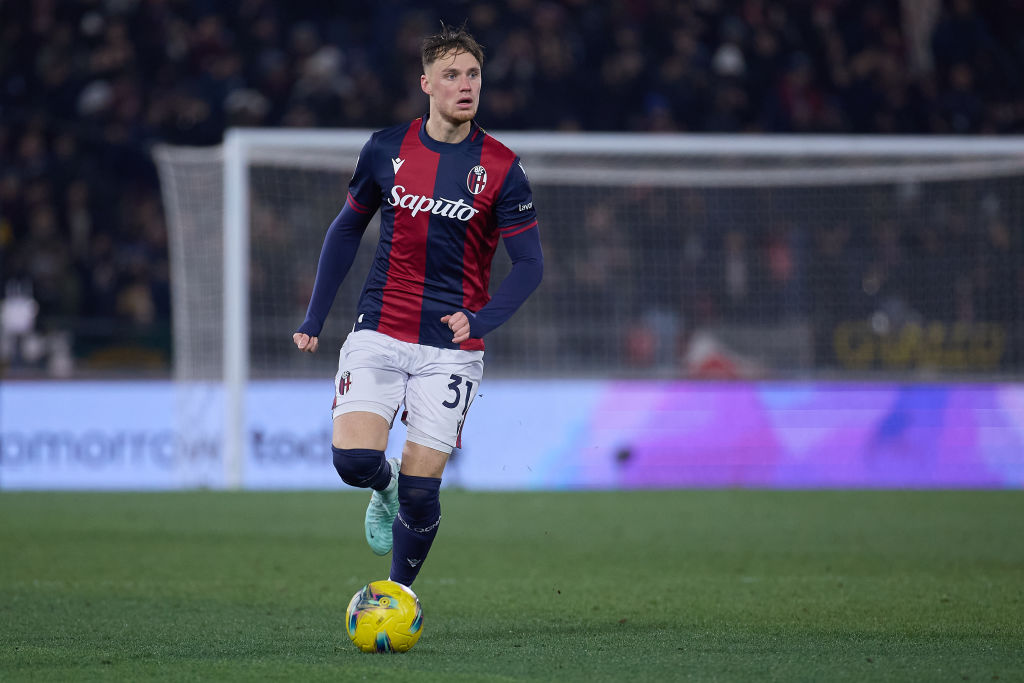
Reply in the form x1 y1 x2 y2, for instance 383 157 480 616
330 331 406 554
331 412 402 556
331 411 391 487
388 439 447 587
389 348 483 586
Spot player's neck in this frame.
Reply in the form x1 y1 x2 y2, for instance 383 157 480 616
424 113 471 144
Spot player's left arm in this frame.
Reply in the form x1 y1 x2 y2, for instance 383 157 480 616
444 158 543 343
443 229 542 342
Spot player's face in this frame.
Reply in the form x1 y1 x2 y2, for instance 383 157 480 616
421 50 481 126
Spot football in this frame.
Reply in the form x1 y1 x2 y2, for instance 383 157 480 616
345 580 423 653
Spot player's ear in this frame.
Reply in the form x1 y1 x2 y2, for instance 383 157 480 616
420 73 431 96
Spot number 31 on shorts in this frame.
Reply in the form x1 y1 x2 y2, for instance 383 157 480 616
442 374 474 415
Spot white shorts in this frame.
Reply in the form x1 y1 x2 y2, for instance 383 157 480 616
332 329 484 453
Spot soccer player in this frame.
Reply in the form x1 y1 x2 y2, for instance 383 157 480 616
292 24 543 589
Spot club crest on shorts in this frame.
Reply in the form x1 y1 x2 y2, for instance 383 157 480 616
338 370 352 395
467 165 487 195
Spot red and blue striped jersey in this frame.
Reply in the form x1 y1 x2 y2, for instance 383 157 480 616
298 117 542 351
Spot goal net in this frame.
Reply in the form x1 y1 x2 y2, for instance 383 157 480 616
156 131 1024 382
154 132 1024 482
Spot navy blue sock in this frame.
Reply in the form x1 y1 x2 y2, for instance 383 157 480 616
389 474 441 586
331 447 392 490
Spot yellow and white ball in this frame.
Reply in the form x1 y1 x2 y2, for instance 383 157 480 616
345 580 423 653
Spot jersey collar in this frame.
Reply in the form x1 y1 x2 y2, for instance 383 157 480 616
417 113 482 153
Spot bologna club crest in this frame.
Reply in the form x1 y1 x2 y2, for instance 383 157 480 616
338 370 352 395
467 165 487 195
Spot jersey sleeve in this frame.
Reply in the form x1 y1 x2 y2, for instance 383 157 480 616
464 156 543 339
295 137 380 338
345 137 382 218
494 157 538 238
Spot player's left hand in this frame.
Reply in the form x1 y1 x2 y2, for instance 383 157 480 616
441 312 471 344
293 332 319 353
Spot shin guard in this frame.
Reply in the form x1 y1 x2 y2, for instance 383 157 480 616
389 474 441 586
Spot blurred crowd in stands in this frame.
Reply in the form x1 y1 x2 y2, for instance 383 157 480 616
2 0 1023 376
540 178 1022 376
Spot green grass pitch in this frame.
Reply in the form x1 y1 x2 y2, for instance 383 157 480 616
1 489 1022 682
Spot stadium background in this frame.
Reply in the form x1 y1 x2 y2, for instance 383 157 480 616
2 3 1024 681
1 0 1023 490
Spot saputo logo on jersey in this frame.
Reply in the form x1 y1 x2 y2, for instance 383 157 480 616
388 185 480 221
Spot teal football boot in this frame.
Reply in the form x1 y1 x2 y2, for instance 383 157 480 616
364 458 400 555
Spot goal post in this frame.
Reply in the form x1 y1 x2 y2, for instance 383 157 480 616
222 131 249 490
154 131 1024 487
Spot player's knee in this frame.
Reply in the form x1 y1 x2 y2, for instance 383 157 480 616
332 447 386 488
397 474 441 531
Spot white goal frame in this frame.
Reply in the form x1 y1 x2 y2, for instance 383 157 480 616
209 130 1024 488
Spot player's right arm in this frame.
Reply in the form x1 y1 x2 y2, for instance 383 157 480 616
294 138 381 353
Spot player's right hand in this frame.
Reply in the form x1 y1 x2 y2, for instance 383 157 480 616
293 332 319 353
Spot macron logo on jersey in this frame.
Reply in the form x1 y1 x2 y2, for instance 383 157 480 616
388 185 480 221
392 157 405 174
